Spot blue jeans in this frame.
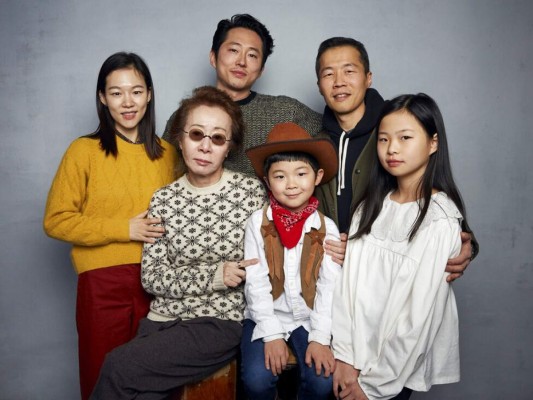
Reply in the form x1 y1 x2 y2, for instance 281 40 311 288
240 319 333 400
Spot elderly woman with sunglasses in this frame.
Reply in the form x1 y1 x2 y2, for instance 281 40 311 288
91 86 266 399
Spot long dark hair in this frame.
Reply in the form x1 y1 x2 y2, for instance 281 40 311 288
89 52 164 160
352 93 471 241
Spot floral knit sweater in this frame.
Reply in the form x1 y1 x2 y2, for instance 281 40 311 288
43 137 178 274
142 170 266 323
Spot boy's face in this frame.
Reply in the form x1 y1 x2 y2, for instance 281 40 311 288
265 160 324 213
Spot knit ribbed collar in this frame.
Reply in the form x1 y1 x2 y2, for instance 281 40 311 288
236 91 257 106
181 169 232 195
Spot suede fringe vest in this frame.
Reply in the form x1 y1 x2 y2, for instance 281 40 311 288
260 205 326 309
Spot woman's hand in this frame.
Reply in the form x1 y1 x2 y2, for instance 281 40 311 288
264 339 289 376
129 210 165 243
223 258 259 287
325 233 348 266
445 231 473 282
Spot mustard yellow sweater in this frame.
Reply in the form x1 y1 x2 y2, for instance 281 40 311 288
44 137 178 274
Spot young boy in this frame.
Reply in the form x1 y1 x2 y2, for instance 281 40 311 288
241 122 341 399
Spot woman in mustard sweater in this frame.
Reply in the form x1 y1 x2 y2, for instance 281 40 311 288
43 52 178 400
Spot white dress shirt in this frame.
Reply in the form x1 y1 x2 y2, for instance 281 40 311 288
244 207 341 345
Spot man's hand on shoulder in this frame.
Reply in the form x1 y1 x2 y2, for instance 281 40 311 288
445 231 474 282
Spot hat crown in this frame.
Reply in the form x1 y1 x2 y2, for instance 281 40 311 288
266 122 311 144
245 122 338 183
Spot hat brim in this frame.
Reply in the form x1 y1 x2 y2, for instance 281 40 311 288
246 137 338 183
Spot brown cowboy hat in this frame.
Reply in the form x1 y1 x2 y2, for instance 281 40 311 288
246 122 338 183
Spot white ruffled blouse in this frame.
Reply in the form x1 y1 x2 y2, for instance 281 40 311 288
331 192 462 399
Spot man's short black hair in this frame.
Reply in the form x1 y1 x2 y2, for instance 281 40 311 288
315 37 370 77
211 14 274 69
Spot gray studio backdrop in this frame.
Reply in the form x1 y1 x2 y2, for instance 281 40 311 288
1 0 531 399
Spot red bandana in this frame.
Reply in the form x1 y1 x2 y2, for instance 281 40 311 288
269 192 319 249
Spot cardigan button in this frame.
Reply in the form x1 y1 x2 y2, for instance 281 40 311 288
355 169 361 174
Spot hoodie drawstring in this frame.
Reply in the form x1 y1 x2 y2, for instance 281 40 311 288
337 131 349 196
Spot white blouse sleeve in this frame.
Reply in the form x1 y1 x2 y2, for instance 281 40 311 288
308 217 342 345
358 219 462 399
331 210 363 365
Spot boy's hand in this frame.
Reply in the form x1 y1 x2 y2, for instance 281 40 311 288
305 341 335 377
333 360 367 400
223 258 259 287
264 339 289 376
325 233 348 265
445 232 473 282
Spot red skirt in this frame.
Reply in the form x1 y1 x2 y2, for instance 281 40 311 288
76 263 152 400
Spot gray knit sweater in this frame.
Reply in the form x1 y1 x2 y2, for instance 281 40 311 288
162 92 322 176
142 170 266 322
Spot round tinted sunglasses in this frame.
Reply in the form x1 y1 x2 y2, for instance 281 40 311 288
183 129 231 146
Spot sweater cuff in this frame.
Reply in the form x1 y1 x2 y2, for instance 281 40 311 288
213 263 227 291
105 219 130 242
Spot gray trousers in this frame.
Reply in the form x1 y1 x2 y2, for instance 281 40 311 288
90 316 242 400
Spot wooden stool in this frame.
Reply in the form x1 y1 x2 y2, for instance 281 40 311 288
170 360 237 400
286 348 298 369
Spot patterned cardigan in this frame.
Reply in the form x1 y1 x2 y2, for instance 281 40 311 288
141 170 266 323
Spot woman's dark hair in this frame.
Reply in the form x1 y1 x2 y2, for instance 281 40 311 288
352 93 471 241
89 52 164 160
263 152 320 179
169 86 244 156
211 14 274 69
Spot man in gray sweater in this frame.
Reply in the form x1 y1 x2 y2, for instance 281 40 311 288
163 14 322 175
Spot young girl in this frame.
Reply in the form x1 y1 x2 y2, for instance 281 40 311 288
43 52 178 400
332 93 473 400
